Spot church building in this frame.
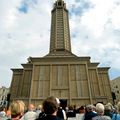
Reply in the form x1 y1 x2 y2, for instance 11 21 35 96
10 0 113 106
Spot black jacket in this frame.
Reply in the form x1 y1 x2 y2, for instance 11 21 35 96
36 114 63 120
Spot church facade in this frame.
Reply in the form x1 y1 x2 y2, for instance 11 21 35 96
10 0 113 106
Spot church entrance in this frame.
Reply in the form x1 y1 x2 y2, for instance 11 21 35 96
60 99 67 110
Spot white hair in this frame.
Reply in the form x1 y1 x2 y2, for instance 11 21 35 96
96 103 105 115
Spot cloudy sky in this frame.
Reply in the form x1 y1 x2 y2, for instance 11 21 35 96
0 0 120 88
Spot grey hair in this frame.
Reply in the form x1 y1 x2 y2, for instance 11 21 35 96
117 101 120 114
96 103 105 115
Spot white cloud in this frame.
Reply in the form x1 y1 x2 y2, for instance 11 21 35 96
110 6 120 29
0 0 21 31
69 0 120 80
0 0 120 87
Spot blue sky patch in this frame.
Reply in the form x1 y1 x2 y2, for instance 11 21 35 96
18 0 38 14
18 1 29 13
109 68 120 80
72 33 77 38
69 1 94 17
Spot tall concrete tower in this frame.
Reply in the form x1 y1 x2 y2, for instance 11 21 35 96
50 0 71 52
10 0 113 106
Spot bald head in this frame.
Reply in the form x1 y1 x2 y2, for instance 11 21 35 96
28 104 35 111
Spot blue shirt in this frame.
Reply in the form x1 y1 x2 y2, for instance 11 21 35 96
112 114 120 120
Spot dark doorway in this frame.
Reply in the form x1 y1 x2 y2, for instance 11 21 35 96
97 101 103 104
60 99 67 110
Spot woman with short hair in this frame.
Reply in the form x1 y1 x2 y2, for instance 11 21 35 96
9 100 25 120
92 103 111 120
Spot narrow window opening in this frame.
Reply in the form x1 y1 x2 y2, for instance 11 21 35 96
58 2 62 6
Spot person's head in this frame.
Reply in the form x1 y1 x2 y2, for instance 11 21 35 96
107 103 113 109
117 101 120 114
79 106 85 113
105 104 112 112
86 104 94 112
28 103 35 111
43 96 58 115
68 105 74 110
95 103 105 115
0 107 5 112
9 100 25 118
37 104 42 110
0 107 6 117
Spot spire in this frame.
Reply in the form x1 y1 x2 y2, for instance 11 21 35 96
53 0 65 8
49 0 72 54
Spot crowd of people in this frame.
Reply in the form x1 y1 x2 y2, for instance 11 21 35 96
0 96 120 120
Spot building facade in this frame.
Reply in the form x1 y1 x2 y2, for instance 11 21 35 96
111 77 120 102
10 0 112 106
0 86 9 107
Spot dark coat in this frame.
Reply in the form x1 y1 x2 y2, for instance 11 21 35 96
84 111 97 120
36 114 63 120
